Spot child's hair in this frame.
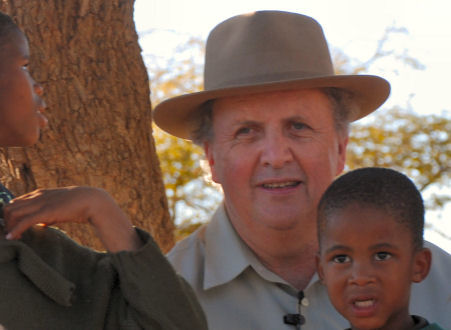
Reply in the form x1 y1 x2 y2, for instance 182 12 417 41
317 167 424 250
0 11 19 44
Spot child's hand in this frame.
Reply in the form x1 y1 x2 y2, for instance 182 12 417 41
2 187 143 252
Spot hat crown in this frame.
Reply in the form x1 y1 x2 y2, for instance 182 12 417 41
152 10 390 140
204 11 334 90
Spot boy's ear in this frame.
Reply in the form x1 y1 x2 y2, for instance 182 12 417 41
315 254 325 283
411 248 432 283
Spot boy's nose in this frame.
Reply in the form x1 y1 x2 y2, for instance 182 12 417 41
34 82 44 96
348 263 376 286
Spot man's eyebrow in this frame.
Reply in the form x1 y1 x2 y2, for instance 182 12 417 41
286 115 307 120
232 115 307 123
230 119 260 126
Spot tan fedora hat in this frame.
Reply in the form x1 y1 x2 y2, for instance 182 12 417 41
153 10 390 140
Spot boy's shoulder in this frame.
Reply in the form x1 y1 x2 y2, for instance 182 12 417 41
412 315 445 330
421 324 445 330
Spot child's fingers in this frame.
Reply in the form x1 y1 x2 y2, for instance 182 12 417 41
3 198 46 232
3 189 86 238
5 211 54 240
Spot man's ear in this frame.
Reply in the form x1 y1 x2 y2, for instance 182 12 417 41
411 247 432 283
204 141 219 183
335 133 349 176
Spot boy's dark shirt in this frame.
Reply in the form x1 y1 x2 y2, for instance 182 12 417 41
345 315 443 330
0 184 13 233
0 183 13 218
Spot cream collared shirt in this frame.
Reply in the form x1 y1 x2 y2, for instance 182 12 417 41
167 204 451 330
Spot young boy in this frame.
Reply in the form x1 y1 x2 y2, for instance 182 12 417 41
0 12 206 329
316 167 443 330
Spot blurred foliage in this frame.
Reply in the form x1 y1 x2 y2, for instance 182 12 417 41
148 36 204 105
147 36 222 237
347 108 451 210
153 126 222 227
145 27 450 241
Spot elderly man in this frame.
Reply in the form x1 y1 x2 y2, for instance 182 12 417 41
153 11 451 330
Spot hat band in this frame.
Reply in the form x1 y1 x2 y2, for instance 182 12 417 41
206 70 335 90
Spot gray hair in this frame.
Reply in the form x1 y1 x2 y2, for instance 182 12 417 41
190 88 359 145
321 87 359 136
190 100 214 145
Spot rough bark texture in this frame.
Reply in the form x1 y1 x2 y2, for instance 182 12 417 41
0 0 175 252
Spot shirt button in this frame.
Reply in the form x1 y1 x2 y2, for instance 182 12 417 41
301 297 310 307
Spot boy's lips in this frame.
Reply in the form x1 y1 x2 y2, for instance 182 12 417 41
353 299 375 308
349 296 378 317
37 110 48 128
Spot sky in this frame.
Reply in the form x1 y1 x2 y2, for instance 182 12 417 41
133 0 451 252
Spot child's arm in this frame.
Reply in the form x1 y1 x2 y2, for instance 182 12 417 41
2 186 143 252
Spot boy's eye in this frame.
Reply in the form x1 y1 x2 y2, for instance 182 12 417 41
374 252 392 261
332 254 351 263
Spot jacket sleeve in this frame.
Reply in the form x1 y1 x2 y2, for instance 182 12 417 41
109 228 208 330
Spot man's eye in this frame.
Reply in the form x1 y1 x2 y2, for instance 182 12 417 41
22 63 29 71
332 255 350 263
236 127 252 136
374 252 392 261
292 122 306 130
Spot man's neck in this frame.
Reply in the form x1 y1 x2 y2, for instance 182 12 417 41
254 241 318 290
233 219 319 290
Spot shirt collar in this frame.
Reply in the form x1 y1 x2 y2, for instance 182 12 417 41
203 204 313 290
203 204 251 289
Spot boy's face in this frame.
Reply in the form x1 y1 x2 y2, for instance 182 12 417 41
0 28 47 147
317 202 430 330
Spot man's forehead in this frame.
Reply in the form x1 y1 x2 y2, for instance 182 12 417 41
211 88 333 120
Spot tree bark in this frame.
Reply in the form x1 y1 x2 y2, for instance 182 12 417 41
0 0 174 252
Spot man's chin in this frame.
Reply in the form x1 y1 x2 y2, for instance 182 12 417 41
259 213 307 231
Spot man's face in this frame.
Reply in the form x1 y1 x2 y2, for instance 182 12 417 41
0 29 47 147
205 89 347 235
317 203 429 330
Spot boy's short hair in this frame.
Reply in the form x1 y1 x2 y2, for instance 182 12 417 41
317 167 425 250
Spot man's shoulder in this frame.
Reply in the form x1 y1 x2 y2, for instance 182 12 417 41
425 240 451 272
410 241 451 328
418 240 450 287
167 224 207 276
168 224 206 254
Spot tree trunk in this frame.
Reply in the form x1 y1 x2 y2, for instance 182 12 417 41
0 0 174 252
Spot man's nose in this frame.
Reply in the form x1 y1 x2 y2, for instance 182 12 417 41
260 131 294 168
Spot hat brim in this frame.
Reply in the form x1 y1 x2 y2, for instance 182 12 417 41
152 74 390 140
